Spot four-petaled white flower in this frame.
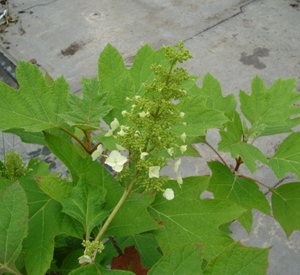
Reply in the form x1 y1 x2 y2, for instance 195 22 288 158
91 144 104 161
163 188 175 200
179 112 185 118
140 152 149 160
116 144 126 151
149 166 160 178
174 159 181 173
110 118 120 131
105 150 128 172
180 133 186 143
167 147 174 156
180 145 187 154
78 255 92 264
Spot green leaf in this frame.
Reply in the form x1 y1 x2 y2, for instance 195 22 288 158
172 97 228 137
208 161 270 232
62 178 109 236
204 242 269 274
240 76 300 136
271 182 300 236
61 77 112 131
20 169 64 275
0 61 70 132
129 45 168 95
116 234 162 268
105 192 161 237
44 132 113 186
218 112 268 173
149 176 245 259
200 73 236 119
149 244 204 275
0 182 28 274
269 132 300 179
99 44 135 125
69 264 134 274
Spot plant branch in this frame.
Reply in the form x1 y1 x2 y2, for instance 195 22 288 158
238 173 273 191
92 174 137 261
59 127 90 153
204 140 229 168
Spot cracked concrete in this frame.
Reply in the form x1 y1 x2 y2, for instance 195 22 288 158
1 0 300 274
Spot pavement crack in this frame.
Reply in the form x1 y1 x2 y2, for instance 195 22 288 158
184 0 259 42
18 0 58 14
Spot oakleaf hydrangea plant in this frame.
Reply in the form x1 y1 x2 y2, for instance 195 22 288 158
0 41 299 275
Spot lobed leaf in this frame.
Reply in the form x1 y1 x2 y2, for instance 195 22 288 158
148 244 204 275
99 44 135 125
0 182 28 274
218 112 268 173
240 76 300 136
149 176 245 259
0 62 70 132
208 162 270 233
61 178 109 236
199 73 236 120
271 182 300 236
61 77 112 131
269 132 300 179
204 242 269 274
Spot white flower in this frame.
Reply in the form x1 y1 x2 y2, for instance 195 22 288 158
117 129 126 136
110 118 120 131
167 147 174 156
149 166 160 178
163 188 175 200
180 133 186 143
134 130 140 137
91 144 104 161
174 159 181 173
180 145 187 154
105 150 127 172
176 173 183 186
179 112 185 118
78 255 92 264
116 144 126 151
121 110 128 117
139 111 147 118
182 122 187 126
105 129 114 137
140 152 149 160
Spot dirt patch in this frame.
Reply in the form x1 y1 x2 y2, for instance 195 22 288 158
61 42 83 56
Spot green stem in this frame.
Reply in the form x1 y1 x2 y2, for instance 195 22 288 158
92 175 137 261
59 127 90 153
238 173 273 192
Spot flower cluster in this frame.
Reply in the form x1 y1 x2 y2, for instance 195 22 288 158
78 240 105 264
92 43 192 199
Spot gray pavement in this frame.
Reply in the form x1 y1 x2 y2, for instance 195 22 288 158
1 0 300 274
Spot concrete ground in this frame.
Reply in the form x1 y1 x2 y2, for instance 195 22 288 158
0 0 300 274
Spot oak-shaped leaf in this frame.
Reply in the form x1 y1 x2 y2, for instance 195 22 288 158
0 182 28 275
61 177 109 236
99 44 135 125
20 174 64 275
199 73 236 120
240 76 300 136
148 244 204 275
60 77 112 131
149 176 245 260
204 242 269 274
269 132 300 179
207 161 270 232
218 112 268 173
271 182 300 236
0 61 70 132
111 246 149 275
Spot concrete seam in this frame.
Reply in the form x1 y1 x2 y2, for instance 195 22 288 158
18 0 58 13
183 0 260 42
